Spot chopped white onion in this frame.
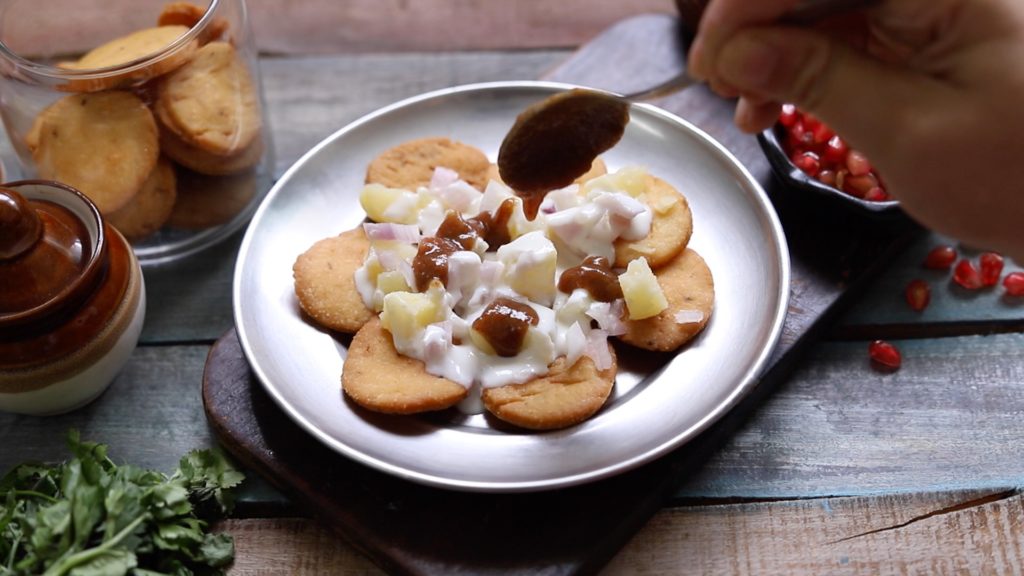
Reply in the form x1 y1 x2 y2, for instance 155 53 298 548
583 329 613 371
594 192 647 218
586 301 627 336
674 309 705 324
430 166 460 189
564 322 586 367
363 222 421 243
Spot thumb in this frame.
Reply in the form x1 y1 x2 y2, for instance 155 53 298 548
713 26 931 155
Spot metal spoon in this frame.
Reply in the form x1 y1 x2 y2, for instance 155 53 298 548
498 0 877 219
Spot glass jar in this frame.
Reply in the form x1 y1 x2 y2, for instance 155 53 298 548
0 0 272 265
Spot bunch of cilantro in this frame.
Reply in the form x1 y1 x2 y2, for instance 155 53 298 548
0 432 244 576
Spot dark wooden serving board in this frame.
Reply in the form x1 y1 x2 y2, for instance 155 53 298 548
203 14 920 576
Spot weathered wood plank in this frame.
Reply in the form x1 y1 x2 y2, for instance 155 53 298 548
216 489 1024 575
671 333 1024 500
5 334 1024 503
0 346 215 472
7 0 674 57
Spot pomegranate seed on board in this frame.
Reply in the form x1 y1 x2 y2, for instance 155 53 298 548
923 245 957 269
905 279 931 311
953 259 984 289
979 252 1005 286
869 340 901 371
1004 272 1024 296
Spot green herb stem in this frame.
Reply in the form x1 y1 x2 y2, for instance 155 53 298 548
10 490 58 504
40 514 147 576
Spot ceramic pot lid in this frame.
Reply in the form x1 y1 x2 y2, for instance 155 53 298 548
0 183 105 326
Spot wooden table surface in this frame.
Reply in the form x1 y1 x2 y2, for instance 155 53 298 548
4 2 1024 574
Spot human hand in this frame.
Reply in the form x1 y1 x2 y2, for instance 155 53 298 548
687 0 1024 261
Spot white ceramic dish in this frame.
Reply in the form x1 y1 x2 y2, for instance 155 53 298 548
234 81 790 492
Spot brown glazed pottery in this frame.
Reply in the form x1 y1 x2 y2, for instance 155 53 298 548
0 180 145 414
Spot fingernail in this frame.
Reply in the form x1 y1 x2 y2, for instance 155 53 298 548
717 34 780 92
687 38 709 81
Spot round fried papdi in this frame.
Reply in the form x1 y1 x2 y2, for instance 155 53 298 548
366 137 491 191
343 318 468 414
482 349 616 430
159 120 264 175
293 227 374 334
28 91 158 213
618 248 714 352
59 26 196 92
107 157 177 241
158 2 229 44
156 41 261 155
614 175 692 269
168 167 258 229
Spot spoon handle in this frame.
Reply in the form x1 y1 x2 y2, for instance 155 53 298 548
626 0 879 100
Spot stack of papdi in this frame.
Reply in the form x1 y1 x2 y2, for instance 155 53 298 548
24 2 261 242
293 137 715 431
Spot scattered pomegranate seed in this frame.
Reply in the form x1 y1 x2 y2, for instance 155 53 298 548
905 279 931 311
953 259 984 289
1004 272 1024 296
979 252 1005 286
923 245 957 270
868 340 901 371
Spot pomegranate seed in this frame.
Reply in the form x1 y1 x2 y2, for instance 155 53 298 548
979 252 1004 286
868 340 901 371
792 151 821 176
812 122 835 145
779 104 798 127
924 245 957 269
802 112 822 131
843 173 880 198
817 170 837 187
953 259 983 289
823 135 849 164
864 187 889 202
905 279 931 311
1004 272 1024 296
846 150 872 176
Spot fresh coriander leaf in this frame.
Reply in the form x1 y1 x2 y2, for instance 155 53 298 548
0 433 243 576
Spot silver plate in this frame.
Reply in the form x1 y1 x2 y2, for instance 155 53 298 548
234 81 790 493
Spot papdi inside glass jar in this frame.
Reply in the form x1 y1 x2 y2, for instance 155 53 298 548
0 0 273 265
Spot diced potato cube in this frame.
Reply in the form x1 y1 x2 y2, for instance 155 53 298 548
380 291 441 342
585 166 648 197
377 271 410 296
497 231 557 304
619 257 668 320
360 183 417 224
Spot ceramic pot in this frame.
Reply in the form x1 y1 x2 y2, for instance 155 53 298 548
0 180 145 414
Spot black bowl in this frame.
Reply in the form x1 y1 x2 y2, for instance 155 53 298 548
757 123 903 220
